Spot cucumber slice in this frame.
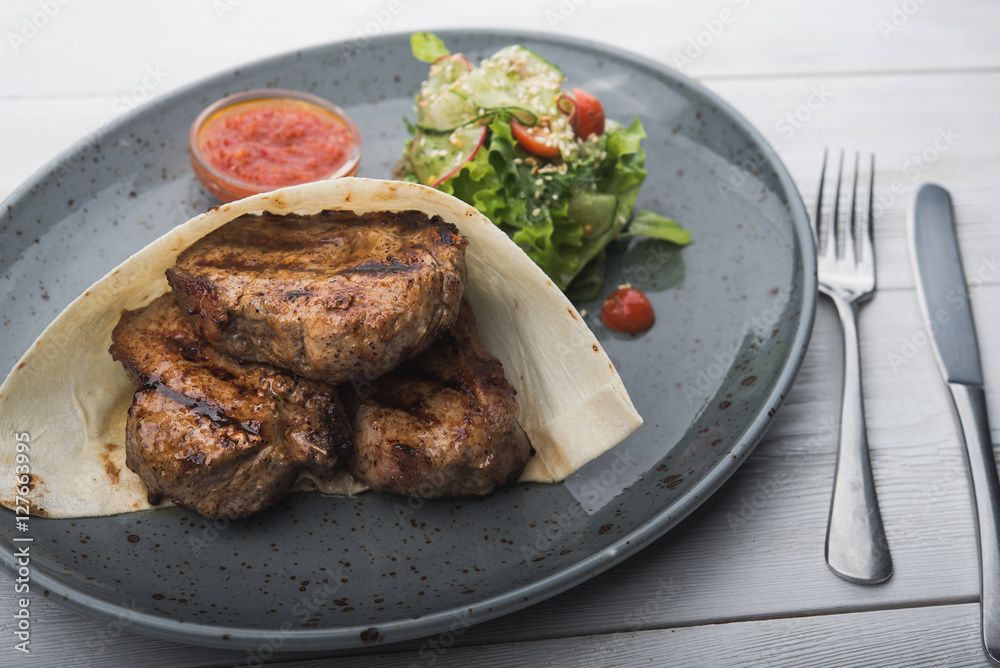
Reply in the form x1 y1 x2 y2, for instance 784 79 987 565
499 106 538 126
560 188 632 288
557 92 576 121
423 53 471 93
417 54 480 132
409 125 487 187
564 249 606 302
417 106 537 134
415 46 561 133
460 46 564 119
418 91 480 133
568 189 618 240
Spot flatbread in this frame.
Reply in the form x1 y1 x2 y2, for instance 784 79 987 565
0 178 641 518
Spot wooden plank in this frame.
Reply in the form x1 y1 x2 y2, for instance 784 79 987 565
0 598 246 667
0 98 113 201
705 70 1000 292
3 599 992 667
278 603 992 667
1 0 998 99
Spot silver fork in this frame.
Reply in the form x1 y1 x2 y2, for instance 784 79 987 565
815 149 893 584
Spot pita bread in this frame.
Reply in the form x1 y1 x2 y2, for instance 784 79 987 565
0 178 641 518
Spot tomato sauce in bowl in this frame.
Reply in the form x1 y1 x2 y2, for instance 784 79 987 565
189 89 361 202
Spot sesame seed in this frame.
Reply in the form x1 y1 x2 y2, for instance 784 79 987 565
532 208 541 217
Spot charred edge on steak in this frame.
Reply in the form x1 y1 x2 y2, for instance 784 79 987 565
342 301 531 499
139 373 262 436
165 208 468 385
109 292 350 520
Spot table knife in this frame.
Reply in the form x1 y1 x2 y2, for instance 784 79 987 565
909 183 1000 664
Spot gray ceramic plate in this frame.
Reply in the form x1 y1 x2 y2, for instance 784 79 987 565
0 30 815 651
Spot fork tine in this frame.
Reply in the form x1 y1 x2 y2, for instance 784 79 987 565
843 152 860 264
813 148 828 248
863 154 875 262
830 149 845 258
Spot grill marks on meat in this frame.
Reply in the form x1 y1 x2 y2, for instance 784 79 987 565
108 208 530 517
110 293 351 519
343 302 530 498
166 209 468 384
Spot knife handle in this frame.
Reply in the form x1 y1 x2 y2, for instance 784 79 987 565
947 382 1000 663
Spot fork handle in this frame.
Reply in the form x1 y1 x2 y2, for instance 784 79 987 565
825 295 893 584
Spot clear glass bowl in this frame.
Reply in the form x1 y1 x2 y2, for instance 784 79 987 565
189 88 361 203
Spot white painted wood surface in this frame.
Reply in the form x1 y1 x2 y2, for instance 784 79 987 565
1 0 999 665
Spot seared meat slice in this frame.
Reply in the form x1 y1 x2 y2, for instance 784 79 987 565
344 301 530 498
166 209 468 384
109 293 351 519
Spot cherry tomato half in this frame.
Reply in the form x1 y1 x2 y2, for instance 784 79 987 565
569 88 605 139
510 118 561 159
600 286 655 334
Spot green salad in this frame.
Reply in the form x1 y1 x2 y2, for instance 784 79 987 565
394 32 690 298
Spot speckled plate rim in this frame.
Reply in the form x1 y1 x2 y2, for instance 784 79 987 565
0 29 817 651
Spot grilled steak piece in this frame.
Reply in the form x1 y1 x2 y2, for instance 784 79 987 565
166 209 468 384
109 293 351 519
343 301 530 498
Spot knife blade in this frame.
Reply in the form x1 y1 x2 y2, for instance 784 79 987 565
909 183 1000 664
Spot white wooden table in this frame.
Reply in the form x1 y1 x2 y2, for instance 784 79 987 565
2 1 999 665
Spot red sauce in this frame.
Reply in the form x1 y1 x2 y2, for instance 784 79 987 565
196 97 356 190
600 286 655 334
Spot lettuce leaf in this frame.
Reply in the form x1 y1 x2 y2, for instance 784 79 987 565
410 32 450 63
400 116 691 291
400 35 691 292
622 210 692 245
